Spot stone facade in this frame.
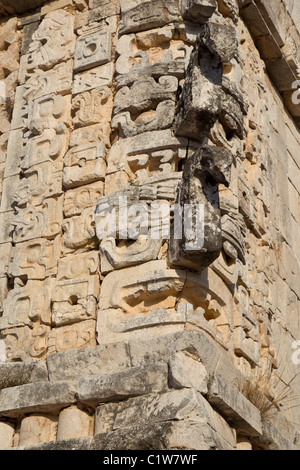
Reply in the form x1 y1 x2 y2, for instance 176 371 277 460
0 0 300 451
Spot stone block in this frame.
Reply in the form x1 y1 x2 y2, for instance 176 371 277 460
73 63 114 95
168 351 208 393
113 389 225 432
21 21 40 55
3 129 25 178
207 371 263 437
51 276 99 326
61 207 97 253
63 182 104 218
12 196 63 243
0 278 55 329
40 0 74 15
8 236 60 280
23 60 73 103
47 320 97 354
77 363 168 405
90 418 235 450
89 0 120 21
47 342 131 381
181 0 217 22
25 10 75 71
63 141 106 189
253 418 298 451
74 24 112 73
0 361 48 389
0 381 77 417
0 242 11 277
128 331 241 385
119 0 180 35
94 403 119 435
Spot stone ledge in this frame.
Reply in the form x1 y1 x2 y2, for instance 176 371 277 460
91 420 235 450
77 363 169 406
0 361 48 389
128 330 243 385
207 371 263 437
110 388 236 449
0 381 77 417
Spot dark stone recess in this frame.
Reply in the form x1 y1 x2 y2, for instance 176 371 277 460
0 0 47 17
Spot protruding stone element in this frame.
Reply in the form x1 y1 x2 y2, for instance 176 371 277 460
106 129 188 179
169 146 233 271
174 22 237 142
207 371 263 437
99 237 162 273
174 37 222 142
98 260 186 314
181 0 217 22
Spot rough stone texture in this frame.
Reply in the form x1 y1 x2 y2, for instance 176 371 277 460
18 414 58 447
0 361 48 389
0 381 77 417
77 363 168 405
46 343 131 381
18 436 92 450
56 406 93 441
207 371 263 437
0 0 300 452
0 421 14 449
90 420 235 450
168 351 209 393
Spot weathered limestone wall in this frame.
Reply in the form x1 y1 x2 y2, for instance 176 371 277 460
0 0 300 450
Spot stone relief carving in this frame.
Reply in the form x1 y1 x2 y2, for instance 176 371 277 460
0 3 298 444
